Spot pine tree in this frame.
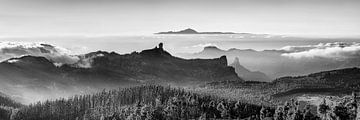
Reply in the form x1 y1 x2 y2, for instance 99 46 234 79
317 98 331 120
274 106 284 120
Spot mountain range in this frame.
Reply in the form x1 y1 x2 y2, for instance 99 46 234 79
0 43 241 104
1 42 360 106
178 45 360 80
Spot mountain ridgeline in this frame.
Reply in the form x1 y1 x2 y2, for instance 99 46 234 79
0 43 242 104
178 45 360 80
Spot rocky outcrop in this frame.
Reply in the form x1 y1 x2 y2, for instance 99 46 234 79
230 57 271 82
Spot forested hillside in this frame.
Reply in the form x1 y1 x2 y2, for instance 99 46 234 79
194 67 360 109
9 85 360 120
0 93 22 120
12 85 263 120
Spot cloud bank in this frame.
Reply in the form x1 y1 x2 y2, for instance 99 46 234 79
0 42 79 65
281 42 360 60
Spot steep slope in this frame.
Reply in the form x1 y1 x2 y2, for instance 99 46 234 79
0 43 242 104
230 57 271 82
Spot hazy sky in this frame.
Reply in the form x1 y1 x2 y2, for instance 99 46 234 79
0 0 359 37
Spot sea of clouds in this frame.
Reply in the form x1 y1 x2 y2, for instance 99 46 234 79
281 42 360 61
0 42 104 68
1 41 360 68
0 42 79 64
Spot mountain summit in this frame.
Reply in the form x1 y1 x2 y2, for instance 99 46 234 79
156 28 236 34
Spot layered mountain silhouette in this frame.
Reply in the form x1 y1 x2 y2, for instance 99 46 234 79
0 43 241 104
230 57 271 82
156 28 236 34
178 45 360 79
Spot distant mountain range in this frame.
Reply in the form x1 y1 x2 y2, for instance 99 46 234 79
0 43 241 104
178 45 360 80
155 28 237 34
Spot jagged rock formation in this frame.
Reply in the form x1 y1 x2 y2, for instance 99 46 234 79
230 57 271 82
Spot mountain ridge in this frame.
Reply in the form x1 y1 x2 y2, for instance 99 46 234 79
0 43 242 104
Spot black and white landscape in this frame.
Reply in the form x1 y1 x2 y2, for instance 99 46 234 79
1 0 360 120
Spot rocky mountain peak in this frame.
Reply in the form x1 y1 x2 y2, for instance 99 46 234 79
140 43 172 57
233 57 240 65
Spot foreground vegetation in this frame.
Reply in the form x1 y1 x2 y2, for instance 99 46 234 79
12 85 263 120
0 94 22 120
0 85 359 120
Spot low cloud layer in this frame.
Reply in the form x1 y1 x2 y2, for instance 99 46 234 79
0 42 79 65
281 42 360 60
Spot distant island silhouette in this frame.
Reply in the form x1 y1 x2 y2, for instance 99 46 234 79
155 28 236 34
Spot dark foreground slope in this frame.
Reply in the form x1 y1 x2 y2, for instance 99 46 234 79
0 43 241 104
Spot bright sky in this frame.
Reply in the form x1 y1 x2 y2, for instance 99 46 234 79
0 0 359 37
